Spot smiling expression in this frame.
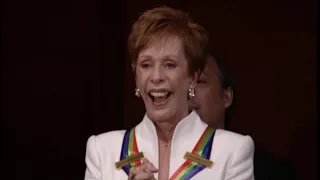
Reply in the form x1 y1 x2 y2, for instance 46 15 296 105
135 36 198 123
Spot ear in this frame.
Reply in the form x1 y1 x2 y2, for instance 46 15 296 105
223 87 234 108
189 70 200 89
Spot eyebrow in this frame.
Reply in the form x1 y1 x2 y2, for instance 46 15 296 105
163 55 179 61
201 69 218 79
138 54 151 58
138 55 179 61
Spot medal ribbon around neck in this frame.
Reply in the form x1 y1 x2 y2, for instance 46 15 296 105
170 127 215 180
119 128 142 175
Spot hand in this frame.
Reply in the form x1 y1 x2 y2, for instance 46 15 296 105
128 158 158 180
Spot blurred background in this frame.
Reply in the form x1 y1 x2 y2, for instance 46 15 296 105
1 0 317 179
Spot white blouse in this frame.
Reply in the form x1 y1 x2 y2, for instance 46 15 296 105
84 111 255 180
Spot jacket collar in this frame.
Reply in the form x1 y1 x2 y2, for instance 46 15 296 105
134 110 208 176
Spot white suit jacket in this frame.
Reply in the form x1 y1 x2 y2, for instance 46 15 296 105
85 111 255 180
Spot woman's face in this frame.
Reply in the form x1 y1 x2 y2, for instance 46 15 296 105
135 37 198 123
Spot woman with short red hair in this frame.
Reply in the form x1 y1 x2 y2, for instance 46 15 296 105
84 6 254 180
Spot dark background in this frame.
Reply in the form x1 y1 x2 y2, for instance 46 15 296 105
1 0 317 179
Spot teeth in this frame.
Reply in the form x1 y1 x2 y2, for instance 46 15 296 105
150 92 168 97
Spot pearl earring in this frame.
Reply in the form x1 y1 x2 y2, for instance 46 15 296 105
135 88 140 97
188 88 195 98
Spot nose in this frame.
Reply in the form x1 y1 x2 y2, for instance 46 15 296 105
150 65 164 84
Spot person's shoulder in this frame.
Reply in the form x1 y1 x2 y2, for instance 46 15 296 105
213 129 255 174
215 129 253 142
95 130 127 142
85 130 128 177
214 129 254 151
86 130 127 153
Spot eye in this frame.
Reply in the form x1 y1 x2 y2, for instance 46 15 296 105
197 80 206 84
165 62 177 69
141 63 152 69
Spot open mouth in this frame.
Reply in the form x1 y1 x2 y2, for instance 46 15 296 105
148 91 172 106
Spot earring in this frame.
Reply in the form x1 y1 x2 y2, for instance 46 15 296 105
135 88 140 97
188 88 195 98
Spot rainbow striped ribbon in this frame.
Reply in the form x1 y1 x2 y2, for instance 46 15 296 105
119 128 142 175
170 127 215 180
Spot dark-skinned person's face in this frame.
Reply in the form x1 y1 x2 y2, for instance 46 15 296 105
189 56 233 129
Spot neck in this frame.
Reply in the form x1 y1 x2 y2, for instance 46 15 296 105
219 114 226 129
213 120 224 129
207 116 225 130
154 110 189 143
155 121 176 143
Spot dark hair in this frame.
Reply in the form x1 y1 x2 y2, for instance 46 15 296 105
210 55 234 129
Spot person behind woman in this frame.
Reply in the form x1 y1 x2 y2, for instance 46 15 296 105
84 6 255 180
189 55 296 179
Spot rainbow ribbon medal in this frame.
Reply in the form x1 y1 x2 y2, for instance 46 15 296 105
115 128 143 175
170 127 215 180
